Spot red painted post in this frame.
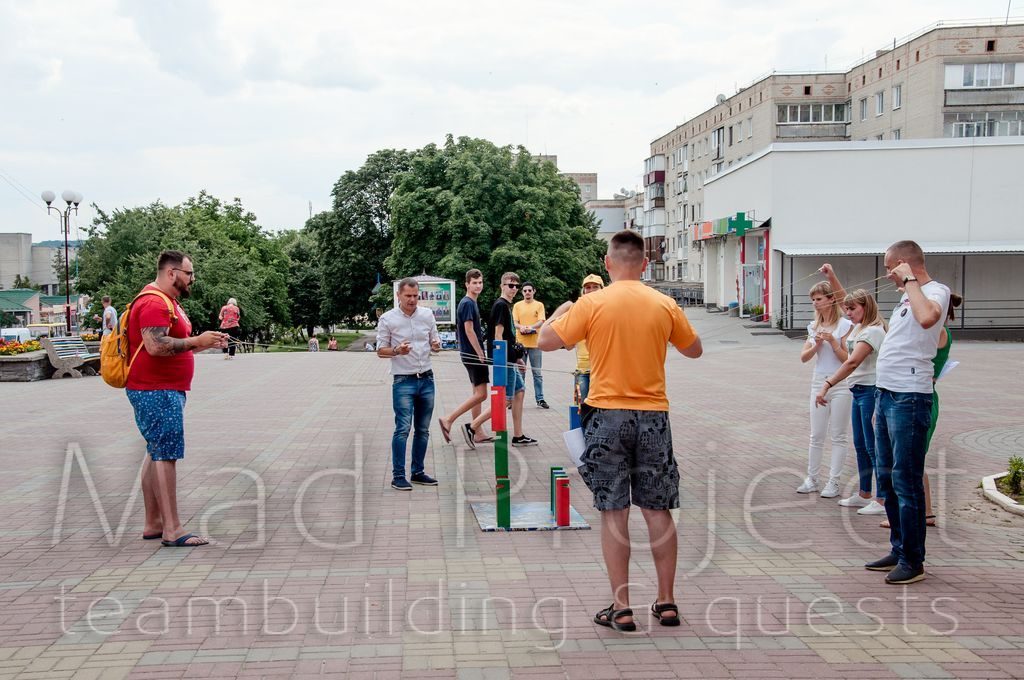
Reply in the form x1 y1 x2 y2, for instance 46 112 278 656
490 385 506 432
555 477 570 527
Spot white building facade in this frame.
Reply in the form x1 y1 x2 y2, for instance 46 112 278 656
702 138 1024 335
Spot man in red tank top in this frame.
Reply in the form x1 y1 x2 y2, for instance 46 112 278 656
126 250 228 547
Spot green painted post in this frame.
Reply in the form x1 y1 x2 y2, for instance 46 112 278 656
495 431 509 478
496 476 511 529
550 466 565 514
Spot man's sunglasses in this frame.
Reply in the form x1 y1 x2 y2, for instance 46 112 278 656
172 268 195 280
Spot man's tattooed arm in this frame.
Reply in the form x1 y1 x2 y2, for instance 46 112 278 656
141 327 194 356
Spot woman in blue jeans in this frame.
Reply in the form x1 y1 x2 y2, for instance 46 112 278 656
816 281 887 515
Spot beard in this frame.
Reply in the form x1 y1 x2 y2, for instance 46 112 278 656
175 279 191 299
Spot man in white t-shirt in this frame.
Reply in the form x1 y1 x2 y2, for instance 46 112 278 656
865 240 950 585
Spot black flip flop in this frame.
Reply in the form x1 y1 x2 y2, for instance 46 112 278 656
594 604 636 632
161 533 209 548
651 602 680 626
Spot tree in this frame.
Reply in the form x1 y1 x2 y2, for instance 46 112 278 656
11 274 40 290
275 229 324 339
386 135 607 313
309 148 415 324
76 192 291 337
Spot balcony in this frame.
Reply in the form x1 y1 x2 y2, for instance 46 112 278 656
945 87 1024 107
644 170 665 186
776 123 849 139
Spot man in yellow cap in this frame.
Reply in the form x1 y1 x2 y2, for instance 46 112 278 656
573 274 605 403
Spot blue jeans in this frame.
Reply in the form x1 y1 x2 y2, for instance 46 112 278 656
874 388 933 569
850 384 878 496
391 373 435 480
524 347 545 402
575 372 591 405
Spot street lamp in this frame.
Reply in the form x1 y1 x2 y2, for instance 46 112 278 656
41 189 82 335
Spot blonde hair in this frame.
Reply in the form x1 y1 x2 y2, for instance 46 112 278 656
809 281 840 331
842 289 885 329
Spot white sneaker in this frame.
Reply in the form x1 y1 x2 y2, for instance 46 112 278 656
857 500 886 515
796 476 819 494
820 478 841 498
838 494 871 508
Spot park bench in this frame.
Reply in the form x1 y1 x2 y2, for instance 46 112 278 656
41 336 101 379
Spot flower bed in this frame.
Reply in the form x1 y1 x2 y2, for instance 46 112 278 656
0 339 42 356
0 349 53 381
80 333 100 342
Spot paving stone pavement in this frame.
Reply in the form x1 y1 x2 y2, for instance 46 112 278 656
0 309 1022 679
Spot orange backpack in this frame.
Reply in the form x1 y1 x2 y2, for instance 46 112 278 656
100 289 177 388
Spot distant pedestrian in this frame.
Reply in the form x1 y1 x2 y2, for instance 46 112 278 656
864 240 951 585
815 267 887 516
99 296 118 339
327 337 339 351
540 230 702 632
438 268 494 448
513 282 548 408
484 272 536 447
308 336 319 352
126 250 228 547
218 297 241 359
798 280 853 499
573 274 604 404
377 277 441 491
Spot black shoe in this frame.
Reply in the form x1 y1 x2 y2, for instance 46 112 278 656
537 400 550 409
885 564 926 584
391 478 412 491
865 553 899 572
411 473 438 486
511 435 538 447
462 424 477 450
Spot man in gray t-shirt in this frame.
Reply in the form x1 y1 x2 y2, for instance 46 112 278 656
100 296 118 337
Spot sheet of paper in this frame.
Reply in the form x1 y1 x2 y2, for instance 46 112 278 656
562 428 586 468
937 359 959 381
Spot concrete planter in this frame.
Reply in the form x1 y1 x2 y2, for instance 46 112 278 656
0 350 55 382
981 472 1024 517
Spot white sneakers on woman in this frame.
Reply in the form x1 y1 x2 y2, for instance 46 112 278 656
796 476 820 494
819 477 841 498
838 494 871 507
857 500 886 515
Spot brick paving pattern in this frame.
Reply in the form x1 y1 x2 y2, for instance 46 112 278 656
0 309 1021 679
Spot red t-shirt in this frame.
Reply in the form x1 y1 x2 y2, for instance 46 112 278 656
126 285 194 392
219 304 240 329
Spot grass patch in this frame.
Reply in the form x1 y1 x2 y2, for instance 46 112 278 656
267 332 363 352
995 476 1024 504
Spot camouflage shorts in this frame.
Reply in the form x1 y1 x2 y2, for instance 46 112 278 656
579 406 679 511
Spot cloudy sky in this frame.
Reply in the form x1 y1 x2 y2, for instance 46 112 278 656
1 0 1016 242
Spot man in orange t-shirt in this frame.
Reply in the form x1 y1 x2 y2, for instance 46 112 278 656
539 229 702 632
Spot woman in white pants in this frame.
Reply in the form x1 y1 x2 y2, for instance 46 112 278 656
798 281 853 498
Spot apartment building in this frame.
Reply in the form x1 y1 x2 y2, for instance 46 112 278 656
642 20 1024 284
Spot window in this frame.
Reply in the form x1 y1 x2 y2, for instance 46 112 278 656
728 125 733 146
875 91 884 116
986 40 996 52
892 84 902 109
862 75 866 85
747 117 753 138
916 50 920 62
892 129 901 140
804 85 811 95
944 110 1024 138
859 98 868 121
875 134 884 140
952 63 1018 88
897 59 901 71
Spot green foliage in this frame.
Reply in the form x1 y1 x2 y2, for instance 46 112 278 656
1008 455 1024 495
386 135 606 313
76 192 291 335
275 229 325 339
11 274 40 290
310 148 415 324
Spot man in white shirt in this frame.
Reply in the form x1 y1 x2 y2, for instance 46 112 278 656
865 240 950 585
377 278 442 491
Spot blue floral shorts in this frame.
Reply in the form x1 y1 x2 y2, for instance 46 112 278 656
126 389 187 461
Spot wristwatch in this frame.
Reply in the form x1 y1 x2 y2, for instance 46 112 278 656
902 276 918 284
